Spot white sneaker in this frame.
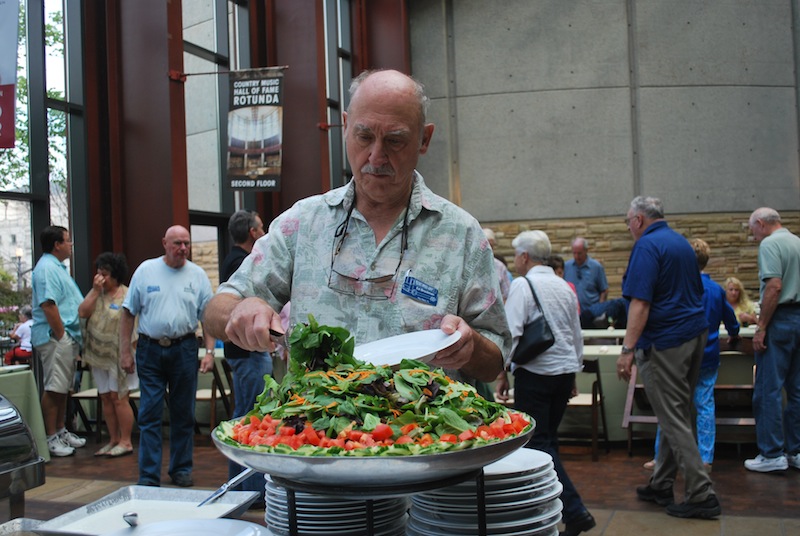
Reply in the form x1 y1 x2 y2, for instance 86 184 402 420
48 435 75 457
744 454 788 472
59 428 87 448
787 453 800 469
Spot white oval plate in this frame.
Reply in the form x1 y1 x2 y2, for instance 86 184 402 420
353 330 461 367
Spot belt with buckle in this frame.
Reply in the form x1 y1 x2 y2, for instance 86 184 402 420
139 332 196 348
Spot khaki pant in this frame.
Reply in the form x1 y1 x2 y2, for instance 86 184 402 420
637 331 715 503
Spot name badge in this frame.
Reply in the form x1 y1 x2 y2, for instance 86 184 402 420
401 270 438 306
109 303 120 310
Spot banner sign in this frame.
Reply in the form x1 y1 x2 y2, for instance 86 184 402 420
0 0 20 149
226 68 284 191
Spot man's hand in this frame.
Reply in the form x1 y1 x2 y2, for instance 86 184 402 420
120 348 135 374
494 370 510 402
428 314 474 370
225 297 284 352
753 330 767 352
199 352 215 373
428 314 504 381
616 352 635 382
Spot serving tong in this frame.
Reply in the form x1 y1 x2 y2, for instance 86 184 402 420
197 468 257 507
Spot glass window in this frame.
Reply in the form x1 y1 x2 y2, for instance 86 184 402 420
44 1 65 97
324 0 353 188
47 107 69 226
183 0 218 53
0 199 33 292
185 53 222 213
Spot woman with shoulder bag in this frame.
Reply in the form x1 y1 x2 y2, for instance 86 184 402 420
494 230 595 536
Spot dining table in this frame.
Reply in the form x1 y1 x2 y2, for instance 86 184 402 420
582 324 756 343
0 367 49 462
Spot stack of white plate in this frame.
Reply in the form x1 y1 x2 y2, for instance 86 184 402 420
407 448 562 536
265 476 409 536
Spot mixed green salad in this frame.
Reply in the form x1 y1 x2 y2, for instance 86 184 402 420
215 315 532 456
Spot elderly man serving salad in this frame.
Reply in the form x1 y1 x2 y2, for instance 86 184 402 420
204 69 510 383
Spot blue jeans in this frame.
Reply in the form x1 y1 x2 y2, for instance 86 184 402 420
136 336 198 485
753 306 800 458
227 353 273 498
513 369 588 524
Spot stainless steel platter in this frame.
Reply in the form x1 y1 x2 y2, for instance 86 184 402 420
212 423 534 490
35 485 259 535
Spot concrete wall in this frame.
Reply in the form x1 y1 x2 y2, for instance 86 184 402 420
408 0 800 222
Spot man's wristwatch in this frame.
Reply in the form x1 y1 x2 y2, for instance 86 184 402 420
621 345 634 354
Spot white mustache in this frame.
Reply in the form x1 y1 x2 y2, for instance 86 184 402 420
361 164 395 176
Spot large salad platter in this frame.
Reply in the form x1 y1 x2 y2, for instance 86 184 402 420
213 425 532 489
212 316 534 491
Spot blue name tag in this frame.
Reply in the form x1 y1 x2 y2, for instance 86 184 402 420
109 303 120 310
401 271 438 306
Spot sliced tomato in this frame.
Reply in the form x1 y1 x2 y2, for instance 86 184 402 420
400 423 418 436
395 435 414 444
458 430 475 441
475 425 492 440
371 423 393 441
418 433 434 447
302 426 321 446
439 433 458 443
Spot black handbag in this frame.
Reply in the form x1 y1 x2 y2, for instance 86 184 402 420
511 276 556 365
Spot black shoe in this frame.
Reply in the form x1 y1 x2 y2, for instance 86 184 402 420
171 472 194 487
666 495 721 519
136 480 160 487
560 511 596 536
636 484 674 506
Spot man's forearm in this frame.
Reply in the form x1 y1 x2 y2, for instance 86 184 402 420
623 298 650 350
41 302 64 339
203 293 242 340
119 310 135 354
757 278 782 331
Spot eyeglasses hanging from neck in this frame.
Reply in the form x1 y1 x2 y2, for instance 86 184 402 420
327 185 413 300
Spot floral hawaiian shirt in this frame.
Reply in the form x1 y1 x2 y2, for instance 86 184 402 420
218 172 511 365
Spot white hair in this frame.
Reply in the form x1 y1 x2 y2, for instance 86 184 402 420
512 230 551 262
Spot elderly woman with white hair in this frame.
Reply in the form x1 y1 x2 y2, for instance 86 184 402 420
495 230 594 536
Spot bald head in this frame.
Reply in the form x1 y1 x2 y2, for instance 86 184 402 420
162 225 191 268
347 69 429 130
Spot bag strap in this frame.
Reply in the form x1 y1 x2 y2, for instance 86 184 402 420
524 276 544 313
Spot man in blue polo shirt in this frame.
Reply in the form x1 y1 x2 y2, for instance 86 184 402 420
564 237 609 327
616 196 719 520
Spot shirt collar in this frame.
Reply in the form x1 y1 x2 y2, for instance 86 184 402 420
323 171 447 220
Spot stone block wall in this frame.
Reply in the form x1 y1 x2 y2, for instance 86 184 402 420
485 211 799 301
191 241 220 290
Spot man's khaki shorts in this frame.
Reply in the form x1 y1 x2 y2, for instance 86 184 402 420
34 333 80 394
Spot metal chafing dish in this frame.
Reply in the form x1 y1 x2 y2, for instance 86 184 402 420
0 394 46 522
